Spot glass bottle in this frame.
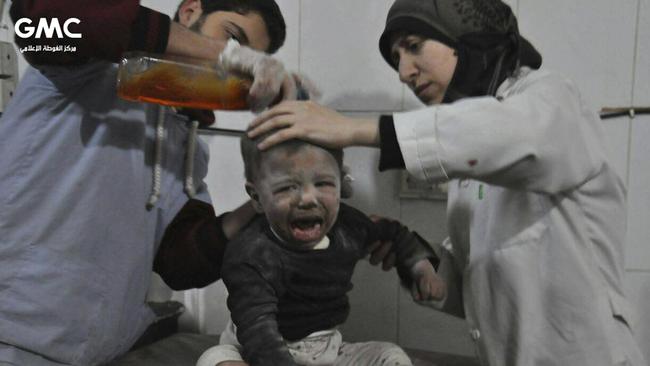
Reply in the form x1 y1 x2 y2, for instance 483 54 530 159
117 52 252 110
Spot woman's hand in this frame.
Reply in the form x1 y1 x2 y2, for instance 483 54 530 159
248 101 380 150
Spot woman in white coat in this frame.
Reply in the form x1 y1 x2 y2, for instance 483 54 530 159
247 0 646 365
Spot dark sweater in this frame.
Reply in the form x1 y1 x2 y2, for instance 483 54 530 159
222 203 436 366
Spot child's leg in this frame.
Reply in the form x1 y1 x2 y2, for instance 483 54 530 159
334 341 413 366
216 362 247 366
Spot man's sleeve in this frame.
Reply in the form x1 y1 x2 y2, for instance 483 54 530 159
153 199 228 290
10 0 170 65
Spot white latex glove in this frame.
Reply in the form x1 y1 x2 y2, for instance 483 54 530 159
219 39 297 112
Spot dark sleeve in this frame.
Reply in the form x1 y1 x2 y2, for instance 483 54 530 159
10 0 170 66
223 250 298 366
378 114 406 171
338 203 440 284
392 231 440 287
153 199 228 290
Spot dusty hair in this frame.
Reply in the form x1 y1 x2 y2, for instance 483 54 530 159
240 133 343 183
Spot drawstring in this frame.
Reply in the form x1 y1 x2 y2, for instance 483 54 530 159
146 106 200 210
146 106 166 210
184 120 199 199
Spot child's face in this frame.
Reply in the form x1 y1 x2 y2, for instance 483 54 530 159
248 145 341 249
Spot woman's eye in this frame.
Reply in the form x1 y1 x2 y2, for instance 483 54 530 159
406 41 421 53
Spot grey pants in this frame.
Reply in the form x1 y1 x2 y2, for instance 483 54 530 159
196 320 413 366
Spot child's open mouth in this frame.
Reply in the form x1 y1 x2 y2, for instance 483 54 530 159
290 217 324 242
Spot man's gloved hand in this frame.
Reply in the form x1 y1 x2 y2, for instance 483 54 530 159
219 39 297 112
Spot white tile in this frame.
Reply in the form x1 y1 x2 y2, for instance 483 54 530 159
342 145 402 215
341 261 400 342
212 110 255 131
300 0 404 111
623 270 650 363
399 199 448 245
396 200 475 356
397 289 475 356
172 282 232 334
199 133 249 213
634 0 650 105
506 0 519 15
626 115 650 270
518 0 637 108
339 145 403 342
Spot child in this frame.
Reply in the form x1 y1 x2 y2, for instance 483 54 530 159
198 136 446 366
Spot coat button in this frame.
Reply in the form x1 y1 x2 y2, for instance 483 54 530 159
469 328 481 341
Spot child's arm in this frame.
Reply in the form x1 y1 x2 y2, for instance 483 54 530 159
222 244 299 366
387 230 447 302
338 204 446 301
420 237 465 318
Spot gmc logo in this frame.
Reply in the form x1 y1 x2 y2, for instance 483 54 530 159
14 18 82 39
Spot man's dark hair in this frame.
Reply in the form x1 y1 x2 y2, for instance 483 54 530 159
174 0 286 54
241 134 344 183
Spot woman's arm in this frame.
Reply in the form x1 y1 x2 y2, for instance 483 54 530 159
391 71 605 193
248 101 380 149
250 72 605 194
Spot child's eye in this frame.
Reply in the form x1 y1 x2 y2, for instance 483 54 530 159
275 185 297 194
316 181 336 188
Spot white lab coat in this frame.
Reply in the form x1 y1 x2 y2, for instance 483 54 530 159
393 68 646 366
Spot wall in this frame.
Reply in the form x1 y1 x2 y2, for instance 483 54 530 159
1 0 648 359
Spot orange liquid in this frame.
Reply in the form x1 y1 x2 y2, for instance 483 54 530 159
117 62 251 110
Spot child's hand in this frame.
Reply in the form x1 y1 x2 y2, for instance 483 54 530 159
409 259 446 302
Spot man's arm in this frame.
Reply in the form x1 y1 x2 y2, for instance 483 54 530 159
153 200 256 290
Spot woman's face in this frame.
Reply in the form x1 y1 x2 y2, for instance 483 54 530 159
390 35 458 105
